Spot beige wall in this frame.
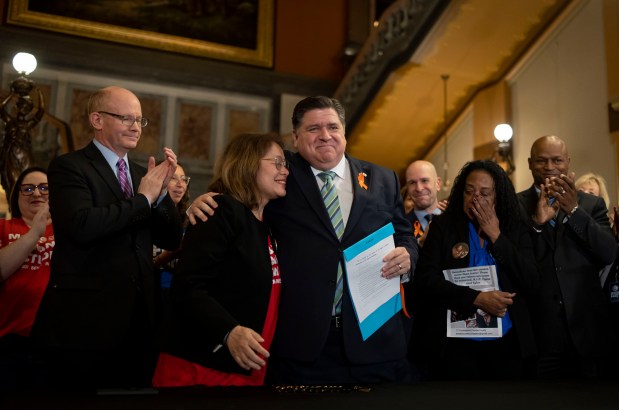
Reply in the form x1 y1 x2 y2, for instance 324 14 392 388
426 0 618 207
603 0 619 203
427 110 474 201
509 0 616 204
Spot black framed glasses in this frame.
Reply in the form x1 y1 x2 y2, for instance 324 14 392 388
171 175 191 185
20 183 49 196
262 157 288 170
98 111 149 127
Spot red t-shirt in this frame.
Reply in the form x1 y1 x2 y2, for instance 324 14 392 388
153 236 282 387
0 218 54 337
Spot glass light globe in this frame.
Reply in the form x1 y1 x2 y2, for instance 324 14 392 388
493 123 513 143
12 52 37 75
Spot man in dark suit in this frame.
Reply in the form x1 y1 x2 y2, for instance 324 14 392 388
189 97 417 385
32 86 182 391
404 160 443 245
517 135 616 378
401 160 444 351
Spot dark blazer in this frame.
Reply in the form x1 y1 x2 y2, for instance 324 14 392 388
161 195 275 374
406 211 424 242
266 152 418 364
518 186 616 357
410 212 539 360
32 142 182 350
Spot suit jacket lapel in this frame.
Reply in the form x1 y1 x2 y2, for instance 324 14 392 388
453 215 471 268
84 142 126 200
408 212 424 239
289 152 340 240
521 186 538 221
127 159 144 195
344 155 370 242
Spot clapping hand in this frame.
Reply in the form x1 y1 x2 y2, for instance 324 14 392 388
138 147 177 203
547 172 577 214
31 203 51 237
534 181 559 225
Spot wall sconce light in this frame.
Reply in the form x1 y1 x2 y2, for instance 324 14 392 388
492 123 514 176
12 52 38 75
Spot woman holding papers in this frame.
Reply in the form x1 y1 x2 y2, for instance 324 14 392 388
410 160 539 380
152 133 288 386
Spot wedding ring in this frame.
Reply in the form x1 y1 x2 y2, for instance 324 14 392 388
397 263 402 270
561 188 566 194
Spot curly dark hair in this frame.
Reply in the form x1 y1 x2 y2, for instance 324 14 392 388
444 160 520 232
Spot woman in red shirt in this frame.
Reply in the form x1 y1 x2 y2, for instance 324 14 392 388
0 167 53 391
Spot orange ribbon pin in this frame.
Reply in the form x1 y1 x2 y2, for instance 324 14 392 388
413 220 423 238
358 172 368 190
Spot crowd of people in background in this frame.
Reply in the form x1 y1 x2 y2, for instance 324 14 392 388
0 89 617 394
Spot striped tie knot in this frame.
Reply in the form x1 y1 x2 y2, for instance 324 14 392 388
318 170 336 184
318 171 344 240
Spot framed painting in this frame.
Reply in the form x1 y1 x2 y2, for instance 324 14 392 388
7 0 274 67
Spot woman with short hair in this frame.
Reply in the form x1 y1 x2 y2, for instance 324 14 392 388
153 133 289 387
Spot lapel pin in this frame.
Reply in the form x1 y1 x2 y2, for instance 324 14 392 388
452 242 469 259
413 220 423 238
357 172 368 190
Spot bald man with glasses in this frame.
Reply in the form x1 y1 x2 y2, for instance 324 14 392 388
32 86 182 392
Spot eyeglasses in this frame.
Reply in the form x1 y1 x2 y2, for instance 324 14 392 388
171 175 191 185
262 157 288 170
98 111 149 127
20 183 49 196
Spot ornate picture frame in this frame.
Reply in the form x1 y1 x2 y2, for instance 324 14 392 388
7 0 274 67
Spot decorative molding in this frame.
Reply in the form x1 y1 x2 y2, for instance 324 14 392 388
0 26 336 101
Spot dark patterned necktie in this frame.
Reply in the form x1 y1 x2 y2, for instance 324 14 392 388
117 158 133 199
549 197 556 227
